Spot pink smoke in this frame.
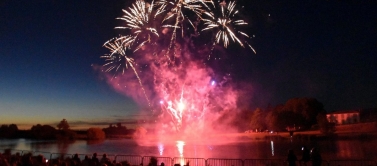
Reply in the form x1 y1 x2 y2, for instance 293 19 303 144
95 39 255 150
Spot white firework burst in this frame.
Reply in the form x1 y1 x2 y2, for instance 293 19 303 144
202 1 255 53
115 0 161 51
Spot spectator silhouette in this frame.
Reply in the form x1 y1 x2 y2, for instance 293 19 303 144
35 154 48 166
10 152 21 166
91 153 100 166
81 155 90 166
287 149 297 166
148 157 158 166
100 153 112 166
160 162 165 166
21 153 34 166
311 147 322 166
300 146 310 165
71 153 81 166
0 153 10 166
121 160 131 166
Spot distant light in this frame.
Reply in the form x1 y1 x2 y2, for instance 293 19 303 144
271 141 274 156
211 80 216 86
160 100 164 104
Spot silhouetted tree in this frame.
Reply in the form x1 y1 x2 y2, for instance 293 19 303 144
103 123 130 136
0 124 19 138
282 98 326 129
31 124 57 139
57 119 70 130
317 113 336 134
9 124 18 131
229 109 253 131
265 104 284 131
55 119 78 140
263 98 326 131
0 125 8 138
249 108 265 131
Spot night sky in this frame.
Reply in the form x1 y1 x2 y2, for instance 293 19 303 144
1 0 376 129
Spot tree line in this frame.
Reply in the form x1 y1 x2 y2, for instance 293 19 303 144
0 97 337 140
246 97 335 134
0 119 137 140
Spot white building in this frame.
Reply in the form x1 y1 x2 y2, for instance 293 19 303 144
326 110 360 125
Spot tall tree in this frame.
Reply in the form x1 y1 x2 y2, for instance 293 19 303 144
249 108 265 131
57 119 70 130
265 104 284 131
317 113 336 134
281 98 326 129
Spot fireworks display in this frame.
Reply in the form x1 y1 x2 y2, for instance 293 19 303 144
101 36 151 105
115 0 160 52
101 0 255 133
202 1 256 53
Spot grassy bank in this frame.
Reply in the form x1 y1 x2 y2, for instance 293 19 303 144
241 122 377 141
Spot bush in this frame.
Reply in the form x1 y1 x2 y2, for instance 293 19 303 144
133 126 147 139
87 128 105 140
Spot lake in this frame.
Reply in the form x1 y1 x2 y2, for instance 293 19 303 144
0 137 376 160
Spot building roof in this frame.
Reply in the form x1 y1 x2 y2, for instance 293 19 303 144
327 110 360 114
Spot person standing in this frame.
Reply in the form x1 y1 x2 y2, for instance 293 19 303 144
100 153 112 166
287 149 297 166
301 146 310 165
81 155 90 166
311 147 322 166
91 153 100 166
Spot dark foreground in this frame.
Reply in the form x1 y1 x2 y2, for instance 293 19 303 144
1 149 377 166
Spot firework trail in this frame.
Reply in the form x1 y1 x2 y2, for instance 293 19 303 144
202 1 256 57
156 0 213 59
101 37 151 106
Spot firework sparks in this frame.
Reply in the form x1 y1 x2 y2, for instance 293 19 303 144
115 0 161 52
156 0 214 58
101 37 151 106
202 1 256 54
156 0 213 24
100 0 255 134
152 60 224 132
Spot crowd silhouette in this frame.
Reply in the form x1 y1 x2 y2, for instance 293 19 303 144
0 149 133 166
286 146 322 166
1 148 324 166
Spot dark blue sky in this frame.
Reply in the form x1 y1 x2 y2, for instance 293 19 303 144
1 0 376 129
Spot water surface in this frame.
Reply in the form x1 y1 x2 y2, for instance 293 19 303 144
0 138 376 160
